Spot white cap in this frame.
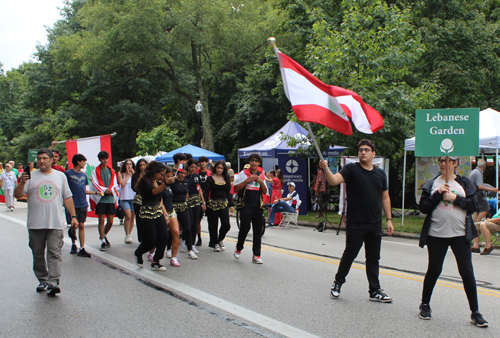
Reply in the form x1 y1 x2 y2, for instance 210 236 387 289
288 182 295 187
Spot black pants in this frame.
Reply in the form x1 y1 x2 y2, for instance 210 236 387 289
177 208 193 250
237 206 264 256
207 207 231 247
335 222 382 293
134 216 169 263
189 204 201 245
422 236 478 312
133 203 142 242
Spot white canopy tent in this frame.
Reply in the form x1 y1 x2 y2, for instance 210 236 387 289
402 108 500 224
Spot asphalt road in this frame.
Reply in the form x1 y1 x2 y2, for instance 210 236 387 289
1 202 499 337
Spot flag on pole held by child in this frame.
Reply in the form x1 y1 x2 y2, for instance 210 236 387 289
275 49 384 135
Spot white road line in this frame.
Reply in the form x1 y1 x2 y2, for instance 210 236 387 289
0 213 321 338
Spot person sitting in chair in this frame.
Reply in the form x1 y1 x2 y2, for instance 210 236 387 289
267 182 300 226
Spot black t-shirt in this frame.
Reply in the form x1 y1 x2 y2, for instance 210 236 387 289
170 178 190 203
204 176 230 201
198 170 209 192
161 186 174 211
139 177 162 204
186 173 200 196
339 162 387 224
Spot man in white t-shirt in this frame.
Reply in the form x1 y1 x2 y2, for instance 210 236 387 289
15 149 78 296
267 182 300 226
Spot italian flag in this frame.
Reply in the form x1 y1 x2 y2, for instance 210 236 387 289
65 134 114 216
275 48 384 135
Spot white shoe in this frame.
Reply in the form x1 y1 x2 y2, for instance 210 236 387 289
180 240 187 252
191 246 199 254
214 244 221 252
124 235 132 244
166 249 172 258
188 251 198 259
252 255 263 264
219 241 225 251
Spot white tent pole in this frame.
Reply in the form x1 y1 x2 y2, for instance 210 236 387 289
402 150 407 226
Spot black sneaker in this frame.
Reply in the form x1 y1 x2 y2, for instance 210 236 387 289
471 311 488 327
77 248 91 258
47 284 61 296
104 237 111 248
369 289 393 303
36 282 48 292
330 281 342 299
100 242 107 251
70 244 77 255
419 303 432 320
135 253 144 268
151 262 166 271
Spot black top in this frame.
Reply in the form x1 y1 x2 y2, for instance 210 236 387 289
339 162 387 224
170 178 190 203
186 173 201 196
204 176 231 201
131 174 141 193
161 185 174 211
138 177 162 204
198 170 210 192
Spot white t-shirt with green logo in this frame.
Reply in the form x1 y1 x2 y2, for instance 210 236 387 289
24 169 73 230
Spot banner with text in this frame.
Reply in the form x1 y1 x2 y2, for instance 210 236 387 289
275 153 308 215
415 108 479 156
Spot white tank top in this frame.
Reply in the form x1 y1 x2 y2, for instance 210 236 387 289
119 175 136 200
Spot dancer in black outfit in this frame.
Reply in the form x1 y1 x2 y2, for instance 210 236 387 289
204 160 232 252
185 159 206 254
134 161 171 271
132 159 147 243
161 166 181 267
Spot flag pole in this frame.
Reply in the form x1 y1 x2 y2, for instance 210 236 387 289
305 122 325 162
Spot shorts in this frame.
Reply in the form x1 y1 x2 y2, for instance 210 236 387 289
95 202 116 216
75 207 87 223
475 221 500 233
119 199 135 212
476 196 490 213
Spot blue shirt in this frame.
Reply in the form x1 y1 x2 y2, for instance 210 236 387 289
64 169 88 208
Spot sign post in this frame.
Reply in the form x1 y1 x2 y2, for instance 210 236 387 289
27 149 38 163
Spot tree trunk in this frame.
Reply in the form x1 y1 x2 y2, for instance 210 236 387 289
192 41 214 151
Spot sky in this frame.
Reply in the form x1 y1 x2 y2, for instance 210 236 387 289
0 0 64 73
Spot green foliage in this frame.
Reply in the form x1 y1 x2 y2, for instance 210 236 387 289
136 123 182 156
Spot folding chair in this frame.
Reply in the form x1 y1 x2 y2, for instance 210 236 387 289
279 200 302 228
492 232 500 248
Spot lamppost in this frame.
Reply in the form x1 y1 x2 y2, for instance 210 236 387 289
195 100 203 147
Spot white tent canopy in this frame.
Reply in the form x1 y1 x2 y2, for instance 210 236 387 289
402 108 500 224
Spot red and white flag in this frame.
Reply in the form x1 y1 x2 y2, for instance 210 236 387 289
276 49 384 135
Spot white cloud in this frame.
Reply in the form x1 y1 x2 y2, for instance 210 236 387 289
0 0 64 72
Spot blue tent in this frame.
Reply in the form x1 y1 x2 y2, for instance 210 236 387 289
238 121 346 158
155 144 225 163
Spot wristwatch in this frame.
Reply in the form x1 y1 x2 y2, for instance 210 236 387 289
71 215 77 219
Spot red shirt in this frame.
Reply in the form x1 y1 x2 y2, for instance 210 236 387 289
52 164 66 172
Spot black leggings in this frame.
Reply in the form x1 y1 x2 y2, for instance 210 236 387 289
133 203 142 242
422 235 478 312
134 216 169 263
177 208 193 250
207 207 231 247
189 204 201 245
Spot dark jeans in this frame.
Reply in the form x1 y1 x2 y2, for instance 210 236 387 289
268 201 295 224
207 207 231 247
237 206 264 256
135 216 169 263
335 222 382 293
422 235 478 312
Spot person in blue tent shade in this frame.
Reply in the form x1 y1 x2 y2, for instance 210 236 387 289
418 156 488 327
320 139 394 303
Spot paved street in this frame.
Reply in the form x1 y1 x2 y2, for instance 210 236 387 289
1 202 499 337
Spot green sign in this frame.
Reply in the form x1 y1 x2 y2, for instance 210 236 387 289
27 149 38 163
415 108 479 156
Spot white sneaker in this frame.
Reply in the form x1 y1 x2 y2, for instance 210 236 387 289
188 251 198 259
191 246 199 254
124 235 132 244
219 241 225 251
166 249 172 258
170 257 180 267
252 255 263 264
180 240 187 252
214 244 221 252
234 249 241 260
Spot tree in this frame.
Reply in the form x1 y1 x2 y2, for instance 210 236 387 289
136 123 182 156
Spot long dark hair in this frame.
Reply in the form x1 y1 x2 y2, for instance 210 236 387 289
275 169 284 185
212 160 230 184
120 159 135 174
135 161 166 191
132 158 147 182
